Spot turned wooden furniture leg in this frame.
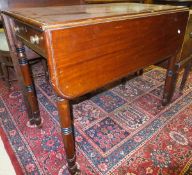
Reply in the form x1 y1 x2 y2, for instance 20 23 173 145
180 60 192 92
41 58 49 83
0 63 4 79
135 69 143 76
162 56 179 106
56 97 79 175
16 43 41 126
2 14 35 125
1 62 10 88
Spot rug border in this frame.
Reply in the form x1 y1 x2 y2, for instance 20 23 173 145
0 126 23 175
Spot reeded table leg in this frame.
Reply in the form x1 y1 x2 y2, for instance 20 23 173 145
162 56 179 106
16 43 41 126
56 97 79 175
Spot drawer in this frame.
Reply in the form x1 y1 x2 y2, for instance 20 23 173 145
14 20 46 58
179 15 192 61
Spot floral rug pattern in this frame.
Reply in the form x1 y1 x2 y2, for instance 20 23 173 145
0 66 192 175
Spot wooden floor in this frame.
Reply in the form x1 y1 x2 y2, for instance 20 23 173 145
0 136 16 175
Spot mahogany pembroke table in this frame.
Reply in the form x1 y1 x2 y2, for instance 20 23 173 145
1 3 189 174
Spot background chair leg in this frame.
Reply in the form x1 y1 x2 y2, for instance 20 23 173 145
180 60 192 92
41 58 49 83
135 69 143 76
0 63 4 80
1 63 11 88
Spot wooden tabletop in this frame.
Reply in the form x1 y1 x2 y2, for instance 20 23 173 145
155 0 192 2
85 0 143 3
2 3 188 30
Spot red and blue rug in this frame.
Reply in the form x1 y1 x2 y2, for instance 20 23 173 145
0 66 192 175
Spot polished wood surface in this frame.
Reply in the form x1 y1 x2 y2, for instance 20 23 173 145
2 3 189 174
85 0 143 3
1 0 87 20
179 11 192 61
48 12 188 99
84 0 154 4
3 3 189 99
16 41 41 125
154 0 192 7
3 3 187 29
14 20 47 58
57 98 78 174
0 0 83 9
0 0 84 22
155 0 192 2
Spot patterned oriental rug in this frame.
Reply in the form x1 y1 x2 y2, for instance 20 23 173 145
0 66 192 175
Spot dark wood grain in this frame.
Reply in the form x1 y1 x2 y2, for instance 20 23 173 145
180 57 192 91
85 0 143 3
56 98 78 175
14 20 47 58
2 3 187 30
2 14 35 123
154 0 192 7
179 13 192 61
0 0 84 23
0 0 84 9
47 11 188 99
15 41 41 125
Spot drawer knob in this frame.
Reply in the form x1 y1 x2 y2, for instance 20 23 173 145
30 35 42 44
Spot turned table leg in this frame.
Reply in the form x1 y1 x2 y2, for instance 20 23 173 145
180 60 192 92
162 56 179 106
16 43 41 126
56 97 79 175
